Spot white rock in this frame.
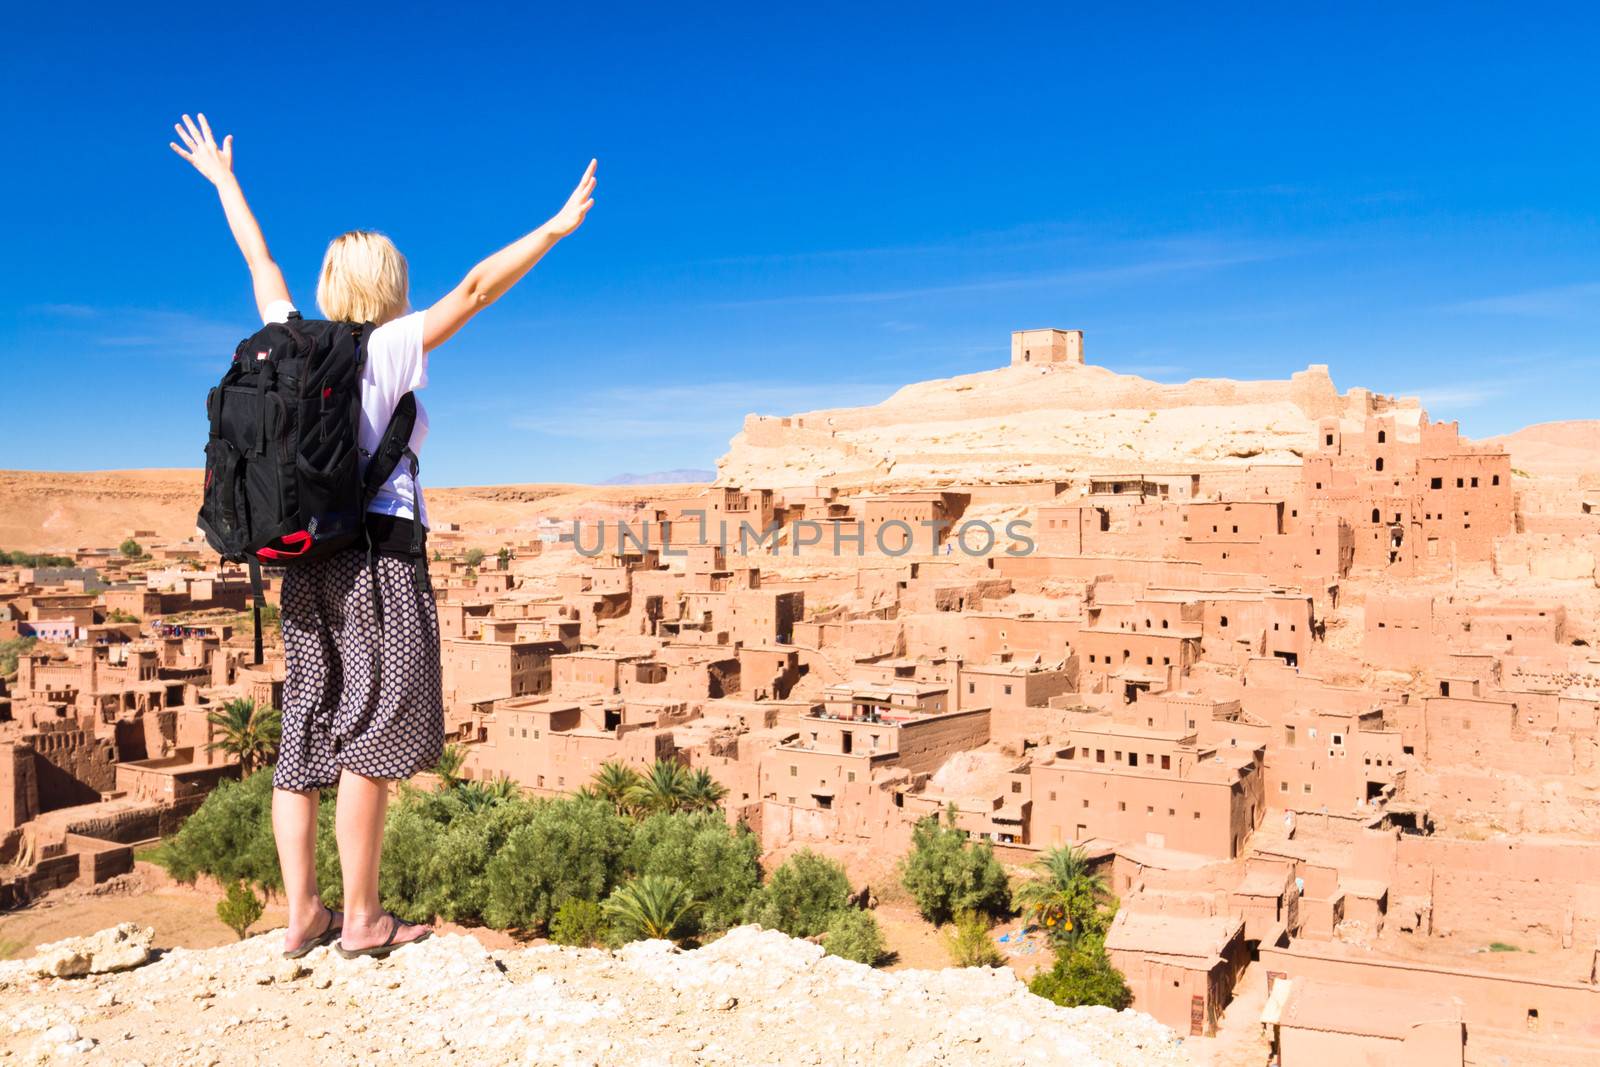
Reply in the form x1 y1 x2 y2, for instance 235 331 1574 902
26 925 154 979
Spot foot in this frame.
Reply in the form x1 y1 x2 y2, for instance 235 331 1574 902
338 911 431 953
284 902 342 956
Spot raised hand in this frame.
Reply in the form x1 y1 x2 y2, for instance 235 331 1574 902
546 159 597 237
170 113 235 187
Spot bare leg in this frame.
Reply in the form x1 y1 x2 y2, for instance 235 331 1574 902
272 787 338 947
335 769 430 950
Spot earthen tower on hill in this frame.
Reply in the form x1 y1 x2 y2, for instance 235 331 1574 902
3 328 1599 1067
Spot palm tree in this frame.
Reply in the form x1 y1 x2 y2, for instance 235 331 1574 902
451 774 520 812
1012 845 1111 947
432 743 467 789
591 761 643 814
682 768 729 813
623 760 694 816
205 697 281 775
602 875 699 943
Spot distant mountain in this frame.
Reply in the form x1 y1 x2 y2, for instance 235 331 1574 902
598 469 715 486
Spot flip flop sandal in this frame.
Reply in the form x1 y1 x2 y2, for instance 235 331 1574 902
334 912 431 960
282 905 343 960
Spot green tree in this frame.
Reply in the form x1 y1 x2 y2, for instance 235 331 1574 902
682 768 729 814
622 811 761 934
944 908 1004 968
549 899 606 947
822 908 886 966
591 761 643 815
416 793 531 922
1028 932 1132 1010
204 698 282 775
119 538 143 558
463 548 486 567
898 806 1011 925
623 760 695 817
744 848 852 938
482 796 632 931
378 795 448 920
496 547 512 566
602 875 698 944
159 772 283 891
1012 845 1112 948
217 880 264 940
432 744 467 789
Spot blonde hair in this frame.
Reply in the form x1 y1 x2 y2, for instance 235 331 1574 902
316 230 410 325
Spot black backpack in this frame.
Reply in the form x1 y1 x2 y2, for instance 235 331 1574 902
198 312 418 662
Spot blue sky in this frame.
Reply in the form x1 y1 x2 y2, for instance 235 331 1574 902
3 4 1597 485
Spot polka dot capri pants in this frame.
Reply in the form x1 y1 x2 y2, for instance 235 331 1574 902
273 548 444 791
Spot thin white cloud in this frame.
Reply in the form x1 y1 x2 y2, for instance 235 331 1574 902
33 303 101 318
709 250 1275 308
509 381 899 441
81 309 244 361
1398 381 1510 411
1442 282 1600 317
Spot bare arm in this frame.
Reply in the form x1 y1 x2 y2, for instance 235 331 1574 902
422 159 597 353
170 114 291 319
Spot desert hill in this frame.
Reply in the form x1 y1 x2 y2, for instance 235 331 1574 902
0 471 705 554
716 359 1406 490
1482 420 1600 482
0 924 1185 1066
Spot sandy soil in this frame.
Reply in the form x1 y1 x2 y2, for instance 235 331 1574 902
0 865 524 963
0 469 704 553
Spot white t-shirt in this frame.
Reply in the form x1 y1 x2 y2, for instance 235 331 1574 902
262 300 430 526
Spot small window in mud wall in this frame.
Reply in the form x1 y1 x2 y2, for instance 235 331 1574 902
1375 457 1384 472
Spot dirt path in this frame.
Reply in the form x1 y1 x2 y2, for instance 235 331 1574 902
0 866 523 960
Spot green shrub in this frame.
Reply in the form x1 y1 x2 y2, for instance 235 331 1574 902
0 549 75 568
744 849 851 938
315 798 342 909
159 771 282 891
378 795 448 920
821 908 885 965
944 908 1004 968
602 875 698 944
549 899 606 947
417 795 533 922
464 548 485 567
899 807 1011 925
120 539 143 558
0 637 38 676
482 796 631 931
623 811 761 934
217 880 264 940
1028 933 1131 1009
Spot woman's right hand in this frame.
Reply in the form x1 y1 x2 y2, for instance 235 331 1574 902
545 159 597 238
170 113 235 187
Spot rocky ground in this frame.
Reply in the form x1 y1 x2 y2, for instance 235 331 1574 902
0 923 1188 1066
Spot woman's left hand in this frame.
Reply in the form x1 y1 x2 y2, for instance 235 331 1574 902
170 113 235 187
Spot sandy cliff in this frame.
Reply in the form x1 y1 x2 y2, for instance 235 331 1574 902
0 925 1186 1066
716 360 1400 490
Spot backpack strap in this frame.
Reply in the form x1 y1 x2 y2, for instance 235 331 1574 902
405 449 429 593
246 556 265 665
363 392 418 506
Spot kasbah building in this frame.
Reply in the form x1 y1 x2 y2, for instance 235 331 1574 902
5 328 1600 1066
